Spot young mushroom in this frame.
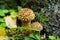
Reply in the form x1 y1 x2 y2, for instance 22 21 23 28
31 22 43 31
18 8 35 27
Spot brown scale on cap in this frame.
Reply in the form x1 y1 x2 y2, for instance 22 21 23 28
18 8 35 27
31 22 43 31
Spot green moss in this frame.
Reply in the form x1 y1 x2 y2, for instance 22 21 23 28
33 12 49 24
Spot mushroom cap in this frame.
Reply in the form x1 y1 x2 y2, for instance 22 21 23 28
31 22 43 31
18 8 35 22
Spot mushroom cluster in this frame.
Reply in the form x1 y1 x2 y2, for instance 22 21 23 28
18 8 43 36
18 8 43 30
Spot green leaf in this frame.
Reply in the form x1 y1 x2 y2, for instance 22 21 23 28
9 9 18 19
29 33 36 38
0 9 5 16
3 9 9 13
25 37 31 40
49 36 56 40
9 9 15 12
35 34 40 40
0 18 5 22
10 11 18 19
0 23 6 28
29 33 40 40
18 6 22 11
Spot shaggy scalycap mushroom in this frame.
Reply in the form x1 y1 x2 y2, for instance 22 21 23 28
18 8 35 22
31 22 43 31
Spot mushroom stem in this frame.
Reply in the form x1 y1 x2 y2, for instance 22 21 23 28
22 21 31 27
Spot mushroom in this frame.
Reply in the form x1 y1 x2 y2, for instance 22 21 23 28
31 22 43 31
18 8 35 27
